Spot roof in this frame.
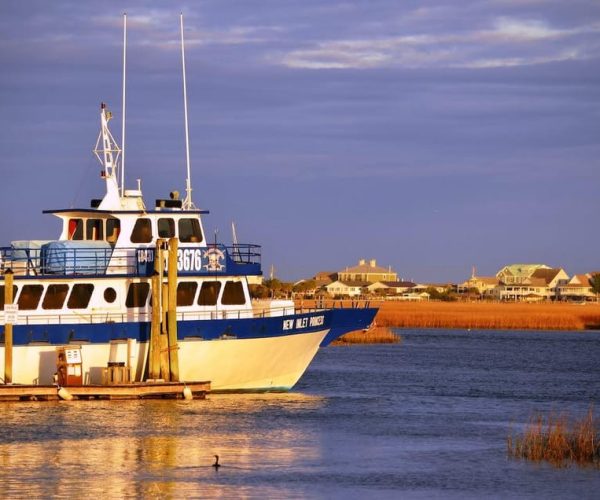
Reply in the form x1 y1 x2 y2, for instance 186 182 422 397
378 281 416 288
530 268 564 284
341 260 394 274
569 274 592 287
327 280 369 288
469 276 499 285
497 264 550 278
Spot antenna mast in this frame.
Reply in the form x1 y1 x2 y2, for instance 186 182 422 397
120 12 127 196
180 13 195 209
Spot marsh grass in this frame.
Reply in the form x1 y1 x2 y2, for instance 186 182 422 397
299 300 600 330
333 327 401 345
508 408 600 467
374 301 600 330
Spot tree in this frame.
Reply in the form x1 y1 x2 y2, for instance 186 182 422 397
591 274 600 295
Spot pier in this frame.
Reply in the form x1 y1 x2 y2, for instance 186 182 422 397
0 380 210 402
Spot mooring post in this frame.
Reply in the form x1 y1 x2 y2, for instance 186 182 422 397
167 237 180 382
3 269 14 384
149 271 161 380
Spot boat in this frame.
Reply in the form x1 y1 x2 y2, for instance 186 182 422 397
0 15 377 391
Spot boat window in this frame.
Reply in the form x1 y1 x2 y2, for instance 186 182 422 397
0 285 18 307
222 281 246 305
42 284 69 310
67 284 94 309
130 218 153 243
198 281 221 306
126 282 150 308
18 284 44 310
177 282 198 306
68 218 84 240
104 287 117 303
179 218 203 243
106 219 121 244
86 219 104 241
158 218 175 238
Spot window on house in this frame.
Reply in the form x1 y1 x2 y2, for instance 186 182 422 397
222 281 246 305
198 281 221 306
18 284 44 310
130 218 153 243
68 219 84 240
179 218 203 243
158 218 176 238
67 284 94 309
42 284 69 309
177 282 198 306
126 282 150 308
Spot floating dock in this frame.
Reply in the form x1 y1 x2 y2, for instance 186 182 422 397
0 381 210 402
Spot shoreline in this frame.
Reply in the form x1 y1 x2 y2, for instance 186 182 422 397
298 300 600 338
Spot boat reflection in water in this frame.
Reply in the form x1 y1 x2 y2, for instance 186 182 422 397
0 393 326 498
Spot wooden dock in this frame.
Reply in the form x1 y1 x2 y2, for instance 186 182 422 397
0 381 210 402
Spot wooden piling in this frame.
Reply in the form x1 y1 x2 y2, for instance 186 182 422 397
167 237 180 382
3 269 14 385
149 271 162 380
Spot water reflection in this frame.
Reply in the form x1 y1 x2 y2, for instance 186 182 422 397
0 393 326 497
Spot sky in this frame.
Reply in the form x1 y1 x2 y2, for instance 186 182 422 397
0 0 599 283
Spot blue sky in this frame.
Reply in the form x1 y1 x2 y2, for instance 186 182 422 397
1 1 599 282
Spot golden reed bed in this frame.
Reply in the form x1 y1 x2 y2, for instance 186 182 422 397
299 299 600 332
507 408 600 467
374 301 600 331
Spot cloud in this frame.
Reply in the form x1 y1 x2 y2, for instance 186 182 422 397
276 17 600 70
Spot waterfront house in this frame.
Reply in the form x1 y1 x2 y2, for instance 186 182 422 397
494 267 569 301
557 274 596 301
366 280 417 296
324 280 368 297
338 259 397 283
458 276 499 297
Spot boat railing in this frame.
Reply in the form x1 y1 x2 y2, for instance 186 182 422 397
0 304 330 327
0 242 261 277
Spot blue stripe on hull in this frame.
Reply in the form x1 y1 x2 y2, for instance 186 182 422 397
6 311 333 346
320 308 378 346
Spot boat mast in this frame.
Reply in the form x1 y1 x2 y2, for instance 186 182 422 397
94 103 121 208
120 12 127 196
180 13 195 210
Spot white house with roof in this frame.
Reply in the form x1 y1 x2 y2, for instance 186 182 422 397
494 265 569 301
338 259 397 283
324 280 367 297
557 274 596 301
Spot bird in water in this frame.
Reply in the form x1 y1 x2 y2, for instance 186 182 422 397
212 455 221 470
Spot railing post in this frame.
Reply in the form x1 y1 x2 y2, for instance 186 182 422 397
3 269 14 384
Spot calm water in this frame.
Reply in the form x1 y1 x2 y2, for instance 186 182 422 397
1 329 599 498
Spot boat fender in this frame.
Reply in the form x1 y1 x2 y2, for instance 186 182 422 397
182 386 193 400
57 387 74 401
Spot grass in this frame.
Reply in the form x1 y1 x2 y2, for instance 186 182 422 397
507 408 600 467
333 326 401 345
374 301 600 331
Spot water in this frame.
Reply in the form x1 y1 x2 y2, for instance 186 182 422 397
1 329 599 498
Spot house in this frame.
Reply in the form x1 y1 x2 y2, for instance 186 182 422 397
496 264 551 285
458 276 499 296
557 274 596 301
494 267 569 301
313 271 338 286
324 280 368 297
366 281 417 296
338 259 397 283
